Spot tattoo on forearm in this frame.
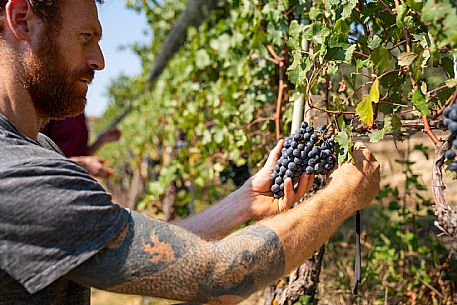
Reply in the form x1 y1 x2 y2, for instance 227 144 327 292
67 212 285 303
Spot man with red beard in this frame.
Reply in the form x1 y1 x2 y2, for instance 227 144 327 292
0 1 381 305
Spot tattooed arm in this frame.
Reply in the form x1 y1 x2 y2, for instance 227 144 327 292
66 143 380 304
173 140 314 240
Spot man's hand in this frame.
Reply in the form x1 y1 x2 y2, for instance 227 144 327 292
241 140 314 219
327 142 381 212
88 128 121 155
70 156 114 179
99 127 121 144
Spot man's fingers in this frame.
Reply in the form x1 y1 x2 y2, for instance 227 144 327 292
281 177 294 211
265 139 284 168
306 174 315 192
294 174 313 201
352 142 372 161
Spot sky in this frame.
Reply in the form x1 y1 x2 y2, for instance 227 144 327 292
86 2 149 117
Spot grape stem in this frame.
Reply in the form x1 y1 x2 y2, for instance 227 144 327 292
247 116 275 129
378 0 395 16
432 89 457 120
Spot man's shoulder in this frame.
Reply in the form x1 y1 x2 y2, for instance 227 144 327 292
0 129 66 167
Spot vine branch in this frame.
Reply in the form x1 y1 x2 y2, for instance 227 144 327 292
267 45 286 141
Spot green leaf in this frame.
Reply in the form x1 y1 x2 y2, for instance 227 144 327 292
446 78 457 88
371 47 392 73
345 44 356 62
342 0 357 19
337 115 346 130
287 51 304 85
368 35 382 50
370 114 401 143
411 88 431 117
397 52 418 67
356 96 374 126
369 79 380 104
289 20 301 39
335 130 353 164
195 49 211 69
396 5 407 27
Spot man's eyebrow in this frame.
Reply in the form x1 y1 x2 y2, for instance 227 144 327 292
91 25 103 40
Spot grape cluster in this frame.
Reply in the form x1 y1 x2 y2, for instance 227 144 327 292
443 103 457 172
270 121 336 199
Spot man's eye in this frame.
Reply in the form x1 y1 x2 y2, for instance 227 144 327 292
80 33 92 40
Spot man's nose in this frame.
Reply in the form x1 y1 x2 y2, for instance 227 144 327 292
86 44 105 71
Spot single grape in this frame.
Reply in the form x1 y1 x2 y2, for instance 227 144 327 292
445 149 456 160
449 109 457 121
449 161 457 172
286 169 294 177
271 184 280 193
449 121 457 133
288 162 297 170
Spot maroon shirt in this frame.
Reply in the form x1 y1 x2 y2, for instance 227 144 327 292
41 114 89 157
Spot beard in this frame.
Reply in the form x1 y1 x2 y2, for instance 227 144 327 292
17 29 94 120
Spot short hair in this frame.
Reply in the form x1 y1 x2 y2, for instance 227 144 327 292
0 0 104 34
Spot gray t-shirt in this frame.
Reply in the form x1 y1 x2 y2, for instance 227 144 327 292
0 114 130 304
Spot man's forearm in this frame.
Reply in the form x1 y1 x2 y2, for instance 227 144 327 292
260 185 355 272
67 211 285 305
173 186 252 240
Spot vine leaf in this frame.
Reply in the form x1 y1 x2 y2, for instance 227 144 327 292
335 130 354 164
370 114 401 143
371 47 392 73
368 35 382 50
411 88 431 117
446 78 457 88
398 52 418 67
369 79 380 104
356 96 374 126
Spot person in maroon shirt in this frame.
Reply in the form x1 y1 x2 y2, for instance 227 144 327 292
42 113 120 178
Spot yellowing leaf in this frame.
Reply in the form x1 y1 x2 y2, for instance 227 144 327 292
397 52 417 67
369 79 380 104
356 96 374 126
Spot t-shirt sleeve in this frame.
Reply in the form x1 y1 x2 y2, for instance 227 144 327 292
0 158 130 294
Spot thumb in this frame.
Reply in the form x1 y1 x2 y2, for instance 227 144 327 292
264 139 284 168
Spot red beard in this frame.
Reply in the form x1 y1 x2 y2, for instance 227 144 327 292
18 29 94 120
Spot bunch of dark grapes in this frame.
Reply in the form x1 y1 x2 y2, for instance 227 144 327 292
270 121 336 199
443 103 457 172
220 164 250 187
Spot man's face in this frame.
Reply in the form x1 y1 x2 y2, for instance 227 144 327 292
19 0 104 120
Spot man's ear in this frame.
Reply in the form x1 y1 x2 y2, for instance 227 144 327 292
5 0 39 41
